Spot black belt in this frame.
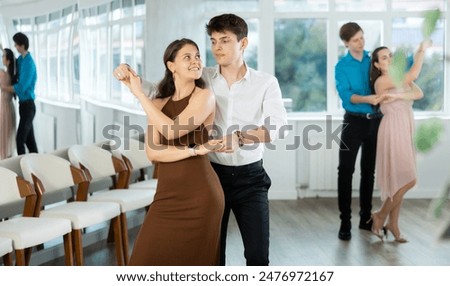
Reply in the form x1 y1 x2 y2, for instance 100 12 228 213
345 111 382 119
210 160 262 174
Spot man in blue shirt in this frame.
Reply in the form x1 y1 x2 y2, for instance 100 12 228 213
335 23 384 240
3 32 38 154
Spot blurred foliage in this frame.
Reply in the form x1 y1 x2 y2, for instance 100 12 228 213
422 9 441 39
389 48 408 88
414 117 444 153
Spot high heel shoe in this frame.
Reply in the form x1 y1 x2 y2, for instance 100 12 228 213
384 225 408 243
367 213 384 241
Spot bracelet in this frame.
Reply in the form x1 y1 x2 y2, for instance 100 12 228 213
234 130 245 147
188 146 197 156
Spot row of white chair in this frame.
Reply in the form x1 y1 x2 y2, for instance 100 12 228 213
0 138 157 266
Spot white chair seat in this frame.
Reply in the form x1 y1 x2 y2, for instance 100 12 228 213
40 201 121 230
128 179 158 190
89 188 156 213
0 217 71 249
0 237 13 256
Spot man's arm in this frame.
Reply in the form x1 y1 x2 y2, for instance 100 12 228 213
335 63 382 106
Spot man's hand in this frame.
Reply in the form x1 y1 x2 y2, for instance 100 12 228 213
216 132 240 153
367 94 386 105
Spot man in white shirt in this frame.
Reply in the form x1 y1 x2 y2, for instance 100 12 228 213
114 13 287 266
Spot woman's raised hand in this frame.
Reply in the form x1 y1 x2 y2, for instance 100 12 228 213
113 63 138 89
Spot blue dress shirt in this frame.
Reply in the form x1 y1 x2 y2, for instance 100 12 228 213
14 52 37 103
335 50 373 114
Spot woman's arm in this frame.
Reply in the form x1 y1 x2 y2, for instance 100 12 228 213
376 75 423 103
403 40 432 84
128 72 215 140
145 119 223 162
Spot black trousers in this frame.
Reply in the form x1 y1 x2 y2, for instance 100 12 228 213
337 113 381 223
211 160 271 266
16 100 38 155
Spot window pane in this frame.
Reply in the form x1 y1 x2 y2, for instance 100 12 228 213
58 26 71 101
135 20 145 76
205 0 259 12
274 0 328 12
205 18 258 69
35 32 46 98
98 26 108 100
121 24 134 104
111 24 122 100
275 19 327 112
336 0 386 11
392 17 445 111
48 32 58 98
392 0 445 12
72 25 80 99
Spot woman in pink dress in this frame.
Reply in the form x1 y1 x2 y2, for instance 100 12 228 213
0 48 16 159
368 40 431 242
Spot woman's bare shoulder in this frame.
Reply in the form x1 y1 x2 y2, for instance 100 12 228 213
192 87 213 100
375 75 395 93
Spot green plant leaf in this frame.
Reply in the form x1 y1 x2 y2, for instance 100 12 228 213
422 9 441 39
388 48 407 88
414 117 444 153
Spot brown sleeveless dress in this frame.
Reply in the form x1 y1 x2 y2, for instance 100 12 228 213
128 94 224 266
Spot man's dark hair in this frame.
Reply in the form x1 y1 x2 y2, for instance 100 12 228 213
339 22 363 42
13 32 29 50
206 13 248 41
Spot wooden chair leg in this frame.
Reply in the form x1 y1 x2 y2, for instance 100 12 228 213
112 216 125 266
15 249 26 266
63 232 74 266
120 213 129 265
107 220 114 243
72 229 84 266
2 253 13 266
25 247 33 265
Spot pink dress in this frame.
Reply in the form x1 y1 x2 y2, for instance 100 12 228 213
0 71 16 159
376 93 416 201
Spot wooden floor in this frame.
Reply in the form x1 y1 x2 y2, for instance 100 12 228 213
40 197 450 266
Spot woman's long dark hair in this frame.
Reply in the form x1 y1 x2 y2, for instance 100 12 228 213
157 38 205 99
369 46 388 93
3 48 17 85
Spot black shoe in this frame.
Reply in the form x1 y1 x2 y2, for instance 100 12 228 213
338 230 351 240
359 219 373 231
338 222 352 241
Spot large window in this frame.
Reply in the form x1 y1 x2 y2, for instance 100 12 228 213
12 0 145 107
275 19 327 112
391 17 445 111
80 0 145 104
9 0 448 115
205 0 448 114
13 5 79 103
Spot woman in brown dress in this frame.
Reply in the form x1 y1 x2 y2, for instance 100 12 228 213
117 38 224 265
0 48 16 159
369 40 431 242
